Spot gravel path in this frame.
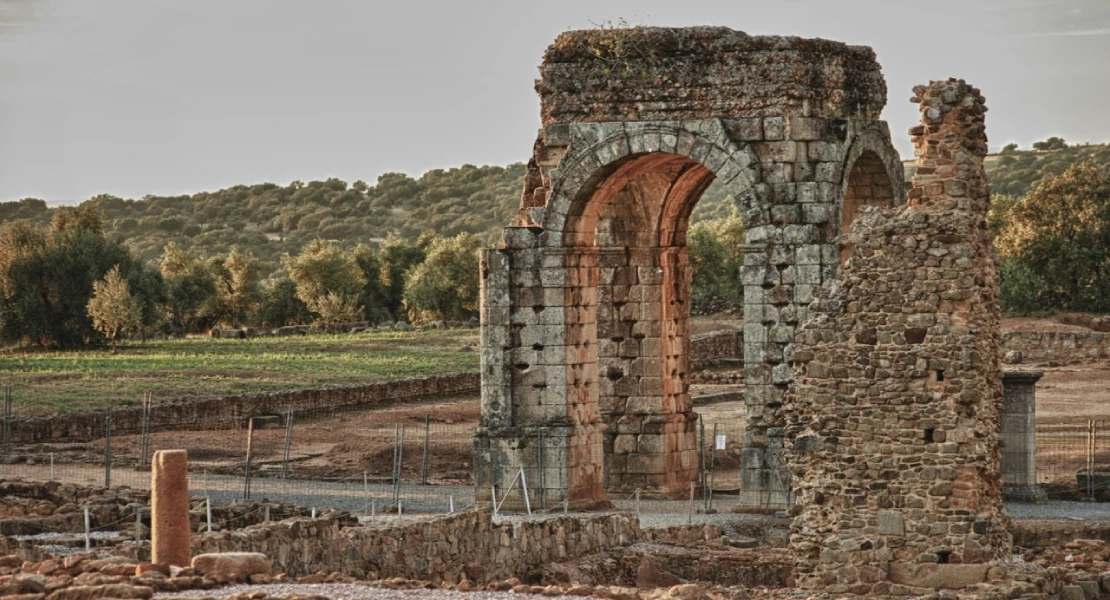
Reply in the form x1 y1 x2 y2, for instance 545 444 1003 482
158 584 595 600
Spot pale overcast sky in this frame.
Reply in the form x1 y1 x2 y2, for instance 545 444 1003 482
0 0 1106 203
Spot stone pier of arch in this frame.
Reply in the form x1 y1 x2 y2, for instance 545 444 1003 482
475 27 904 509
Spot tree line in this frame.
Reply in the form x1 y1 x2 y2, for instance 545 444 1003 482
0 206 486 348
0 138 1107 349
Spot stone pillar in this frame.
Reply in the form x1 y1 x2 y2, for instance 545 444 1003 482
151 449 191 567
1001 371 1047 502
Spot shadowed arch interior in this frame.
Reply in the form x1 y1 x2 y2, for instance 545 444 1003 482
841 150 897 234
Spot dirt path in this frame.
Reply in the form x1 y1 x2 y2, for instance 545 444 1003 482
1029 363 1110 422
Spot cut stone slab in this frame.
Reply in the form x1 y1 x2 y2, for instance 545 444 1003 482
878 511 905 536
1060 584 1086 600
1076 580 1099 599
888 563 989 589
191 552 272 583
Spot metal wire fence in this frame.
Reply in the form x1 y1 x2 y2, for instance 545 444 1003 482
11 389 1101 527
0 387 786 518
1031 419 1110 501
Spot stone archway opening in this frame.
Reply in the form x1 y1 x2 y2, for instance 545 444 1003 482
564 152 718 497
841 150 897 234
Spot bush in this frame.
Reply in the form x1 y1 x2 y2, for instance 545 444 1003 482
403 233 481 324
998 258 1046 315
688 211 745 314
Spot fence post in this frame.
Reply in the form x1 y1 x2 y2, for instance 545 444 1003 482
104 408 113 489
520 465 532 516
363 471 371 516
699 421 707 510
139 392 152 468
1087 419 1096 501
688 481 694 524
280 407 294 479
134 507 143 542
708 423 718 513
3 385 11 458
421 415 430 486
243 418 255 501
393 424 405 508
84 506 91 550
391 424 400 508
206 497 212 533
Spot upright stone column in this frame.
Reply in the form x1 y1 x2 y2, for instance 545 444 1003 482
1001 371 1047 502
151 449 191 567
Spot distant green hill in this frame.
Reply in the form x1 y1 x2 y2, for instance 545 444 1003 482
2 141 1107 278
1 165 530 276
903 143 1110 198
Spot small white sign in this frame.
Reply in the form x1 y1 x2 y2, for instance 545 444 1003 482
715 434 727 450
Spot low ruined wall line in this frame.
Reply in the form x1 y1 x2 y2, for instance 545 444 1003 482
690 330 743 369
191 510 720 582
9 372 480 444
1002 331 1110 363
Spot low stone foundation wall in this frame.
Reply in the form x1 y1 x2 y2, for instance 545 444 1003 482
690 331 743 369
1002 331 1110 363
1012 520 1110 549
192 510 718 582
9 373 480 444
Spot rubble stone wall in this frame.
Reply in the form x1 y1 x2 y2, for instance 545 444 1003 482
1001 331 1110 363
193 510 719 582
784 79 1010 596
689 331 743 368
8 373 479 444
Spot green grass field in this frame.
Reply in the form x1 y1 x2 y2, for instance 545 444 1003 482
0 329 480 415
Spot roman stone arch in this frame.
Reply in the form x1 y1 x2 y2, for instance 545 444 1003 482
530 123 760 496
476 26 904 509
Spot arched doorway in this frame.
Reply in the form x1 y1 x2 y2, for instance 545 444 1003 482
563 152 718 496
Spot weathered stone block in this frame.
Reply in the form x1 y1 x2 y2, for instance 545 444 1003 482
877 511 905 535
888 563 989 589
763 117 785 141
790 117 826 141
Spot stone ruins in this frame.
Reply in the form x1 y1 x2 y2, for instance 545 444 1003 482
783 79 1010 594
477 26 1012 590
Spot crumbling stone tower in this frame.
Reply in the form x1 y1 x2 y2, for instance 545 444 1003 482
476 26 904 507
784 79 1010 595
